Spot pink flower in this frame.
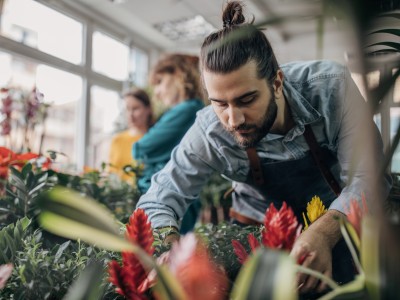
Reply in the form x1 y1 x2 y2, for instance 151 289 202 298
0 264 13 289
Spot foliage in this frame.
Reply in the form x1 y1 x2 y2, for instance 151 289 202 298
0 214 122 299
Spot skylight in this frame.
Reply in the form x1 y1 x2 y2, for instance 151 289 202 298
154 15 216 41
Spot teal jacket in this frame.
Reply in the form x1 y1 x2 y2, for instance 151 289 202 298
133 98 204 193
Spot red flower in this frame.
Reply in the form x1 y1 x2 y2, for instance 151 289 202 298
0 147 41 179
232 202 301 264
232 233 260 264
262 202 302 251
108 209 154 300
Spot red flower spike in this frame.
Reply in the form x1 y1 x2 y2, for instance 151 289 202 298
108 209 155 300
232 240 249 264
248 233 260 251
108 261 129 297
262 202 302 251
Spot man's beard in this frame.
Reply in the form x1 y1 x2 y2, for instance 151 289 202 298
225 95 277 148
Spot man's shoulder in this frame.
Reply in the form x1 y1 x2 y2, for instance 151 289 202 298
281 60 347 84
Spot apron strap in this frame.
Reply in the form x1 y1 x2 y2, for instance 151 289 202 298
303 124 342 196
246 147 264 185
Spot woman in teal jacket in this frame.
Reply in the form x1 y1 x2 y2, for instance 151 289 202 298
133 54 204 232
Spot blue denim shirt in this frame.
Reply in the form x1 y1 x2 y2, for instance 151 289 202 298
137 60 391 229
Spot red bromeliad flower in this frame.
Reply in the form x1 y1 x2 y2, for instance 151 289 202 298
232 202 301 264
346 194 368 238
262 202 302 251
108 209 154 300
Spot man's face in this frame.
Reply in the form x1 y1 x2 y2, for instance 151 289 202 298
203 61 278 148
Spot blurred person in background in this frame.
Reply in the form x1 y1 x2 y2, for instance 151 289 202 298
108 88 152 182
133 53 205 233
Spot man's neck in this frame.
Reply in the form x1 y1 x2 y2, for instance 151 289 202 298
270 95 295 135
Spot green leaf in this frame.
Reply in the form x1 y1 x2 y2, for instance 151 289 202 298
153 265 187 300
62 260 105 300
38 187 121 236
54 241 71 262
21 163 33 178
361 216 380 300
232 248 296 300
339 218 362 273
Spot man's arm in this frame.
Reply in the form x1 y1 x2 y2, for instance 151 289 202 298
136 118 226 229
291 65 391 293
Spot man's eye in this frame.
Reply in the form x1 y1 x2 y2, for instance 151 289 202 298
241 97 255 104
216 102 228 108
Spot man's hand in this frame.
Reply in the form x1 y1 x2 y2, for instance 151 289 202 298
290 210 344 294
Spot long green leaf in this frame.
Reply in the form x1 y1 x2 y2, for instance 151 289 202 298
232 248 297 300
339 218 362 273
63 260 105 300
38 187 120 235
361 216 380 300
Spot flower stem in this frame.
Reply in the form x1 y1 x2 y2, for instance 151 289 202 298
295 265 339 290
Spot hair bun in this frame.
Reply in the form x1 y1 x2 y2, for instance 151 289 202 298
222 1 246 28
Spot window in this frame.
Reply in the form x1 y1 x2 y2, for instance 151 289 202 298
390 107 400 172
1 0 83 64
89 86 121 168
0 52 81 169
92 31 130 81
130 47 149 88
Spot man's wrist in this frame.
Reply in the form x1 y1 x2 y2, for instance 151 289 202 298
309 209 344 249
154 226 180 245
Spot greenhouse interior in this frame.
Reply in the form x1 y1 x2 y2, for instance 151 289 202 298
0 0 399 299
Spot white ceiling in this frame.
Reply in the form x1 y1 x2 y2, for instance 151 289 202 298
58 0 356 65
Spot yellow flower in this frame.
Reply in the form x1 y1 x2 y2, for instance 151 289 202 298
306 196 327 223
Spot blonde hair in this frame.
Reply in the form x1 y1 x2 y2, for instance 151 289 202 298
150 54 204 101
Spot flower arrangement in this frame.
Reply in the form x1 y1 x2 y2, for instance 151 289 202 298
0 87 50 153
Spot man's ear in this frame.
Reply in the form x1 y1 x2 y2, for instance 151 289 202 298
273 70 284 95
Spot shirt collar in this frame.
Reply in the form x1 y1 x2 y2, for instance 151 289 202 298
283 80 322 126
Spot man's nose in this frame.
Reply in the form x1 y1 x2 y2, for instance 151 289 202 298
228 106 245 128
